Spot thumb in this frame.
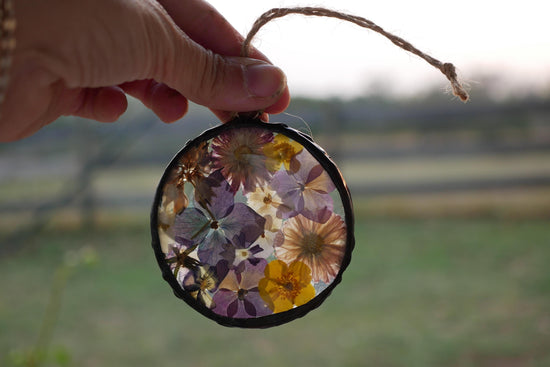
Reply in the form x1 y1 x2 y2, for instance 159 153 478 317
158 37 287 113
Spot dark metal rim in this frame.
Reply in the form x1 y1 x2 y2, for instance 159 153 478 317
150 116 355 328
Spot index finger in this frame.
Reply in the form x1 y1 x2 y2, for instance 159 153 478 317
158 0 265 60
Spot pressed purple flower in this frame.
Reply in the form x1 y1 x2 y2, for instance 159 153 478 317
226 232 273 267
271 150 336 220
213 259 272 318
174 170 266 265
211 127 273 194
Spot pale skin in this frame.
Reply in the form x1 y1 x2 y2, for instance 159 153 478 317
0 0 290 142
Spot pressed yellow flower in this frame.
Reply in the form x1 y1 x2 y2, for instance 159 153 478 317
275 213 346 283
263 134 303 172
258 260 315 313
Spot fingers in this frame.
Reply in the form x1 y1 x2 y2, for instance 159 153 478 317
120 80 189 123
212 110 271 124
158 0 290 115
159 0 253 57
72 86 128 122
210 71 291 122
264 86 291 114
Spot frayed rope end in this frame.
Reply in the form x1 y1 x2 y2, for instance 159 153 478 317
442 63 469 102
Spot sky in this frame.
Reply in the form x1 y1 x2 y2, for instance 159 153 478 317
208 0 550 98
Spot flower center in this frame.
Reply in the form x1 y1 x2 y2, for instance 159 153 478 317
237 288 248 301
301 232 324 256
234 145 253 162
210 220 219 229
263 194 273 205
199 275 215 291
276 143 295 160
276 273 300 300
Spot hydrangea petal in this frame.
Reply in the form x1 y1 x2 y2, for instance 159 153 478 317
174 208 210 243
207 171 235 219
221 203 265 244
197 229 229 264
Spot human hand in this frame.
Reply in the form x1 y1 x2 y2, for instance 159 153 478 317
0 0 290 142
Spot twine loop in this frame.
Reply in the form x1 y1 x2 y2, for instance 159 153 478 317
242 7 469 102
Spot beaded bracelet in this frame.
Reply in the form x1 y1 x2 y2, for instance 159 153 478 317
0 0 16 113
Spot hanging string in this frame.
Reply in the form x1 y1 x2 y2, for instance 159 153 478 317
242 7 469 102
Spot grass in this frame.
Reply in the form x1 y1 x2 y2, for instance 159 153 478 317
1 218 549 366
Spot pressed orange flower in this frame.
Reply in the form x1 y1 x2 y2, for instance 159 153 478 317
157 193 180 252
166 141 211 211
158 141 211 248
258 260 315 313
274 213 346 283
263 134 303 172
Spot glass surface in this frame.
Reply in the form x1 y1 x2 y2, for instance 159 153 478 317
155 124 349 321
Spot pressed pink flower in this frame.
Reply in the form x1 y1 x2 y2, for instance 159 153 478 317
211 128 273 193
274 213 347 283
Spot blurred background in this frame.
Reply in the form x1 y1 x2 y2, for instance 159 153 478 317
1 1 549 366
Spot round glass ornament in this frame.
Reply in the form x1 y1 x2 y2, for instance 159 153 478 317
151 115 354 328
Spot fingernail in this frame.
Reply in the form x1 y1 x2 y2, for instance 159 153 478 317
244 63 286 98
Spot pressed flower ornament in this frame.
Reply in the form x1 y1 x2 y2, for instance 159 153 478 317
151 7 468 328
152 116 354 328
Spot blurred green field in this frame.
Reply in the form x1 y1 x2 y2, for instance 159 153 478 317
1 218 549 367
2 151 550 200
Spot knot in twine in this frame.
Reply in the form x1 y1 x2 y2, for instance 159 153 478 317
241 7 469 102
